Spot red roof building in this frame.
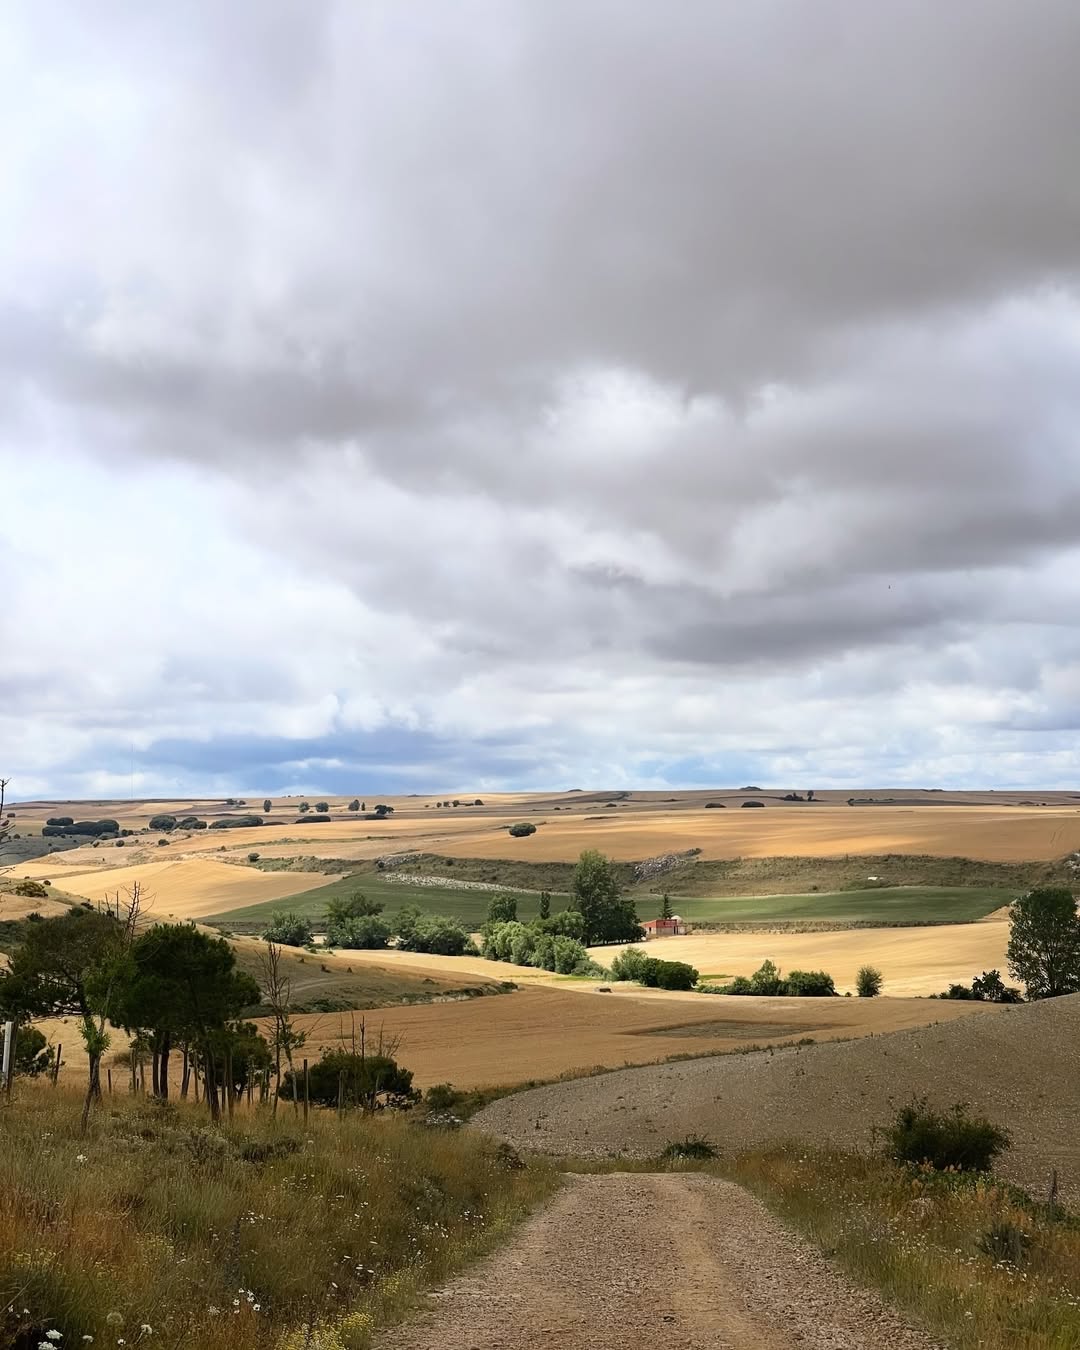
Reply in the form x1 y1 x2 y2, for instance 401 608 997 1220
641 917 686 937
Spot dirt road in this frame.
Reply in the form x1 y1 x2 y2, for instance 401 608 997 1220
381 1172 938 1350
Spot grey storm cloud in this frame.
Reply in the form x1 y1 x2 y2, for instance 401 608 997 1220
5 0 1080 794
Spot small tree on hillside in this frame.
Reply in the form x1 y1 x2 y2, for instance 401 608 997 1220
316 802 329 813
1007 887 1080 1000
263 799 272 813
856 965 883 997
486 893 518 926
262 912 314 948
259 941 306 1116
298 801 310 813
348 799 361 812
660 893 674 920
538 890 551 921
571 850 643 945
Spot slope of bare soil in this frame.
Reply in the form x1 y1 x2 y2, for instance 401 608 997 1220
476 994 1080 1206
382 1172 939 1350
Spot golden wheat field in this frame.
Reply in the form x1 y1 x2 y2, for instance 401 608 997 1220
269 985 995 1090
8 858 342 919
592 919 1013 997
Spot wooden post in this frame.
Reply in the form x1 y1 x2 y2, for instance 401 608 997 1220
337 1068 345 1117
52 1044 63 1086
107 1068 112 1095
303 1058 310 1124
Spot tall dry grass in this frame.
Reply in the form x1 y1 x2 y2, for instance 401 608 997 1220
0 1082 555 1349
728 1146 1080 1350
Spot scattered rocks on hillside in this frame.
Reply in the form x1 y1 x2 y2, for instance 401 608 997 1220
633 849 701 883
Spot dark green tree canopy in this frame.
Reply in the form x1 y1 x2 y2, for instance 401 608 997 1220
0 907 124 1021
570 850 642 944
486 893 518 926
1007 887 1080 999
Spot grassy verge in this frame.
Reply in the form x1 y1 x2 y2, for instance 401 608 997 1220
726 1145 1080 1350
0 1083 556 1349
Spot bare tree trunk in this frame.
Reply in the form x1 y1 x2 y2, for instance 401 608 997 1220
180 1044 190 1099
151 1049 160 1097
159 1031 171 1100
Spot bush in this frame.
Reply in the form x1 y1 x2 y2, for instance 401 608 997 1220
424 1082 463 1112
148 814 178 832
784 969 836 997
41 818 119 838
348 799 361 811
508 822 537 838
749 959 785 995
262 911 315 947
177 816 208 830
856 965 883 997
280 1048 419 1111
247 852 260 863
327 914 392 949
883 1099 1011 1173
741 800 765 808
977 1220 1030 1266
13 880 48 898
610 946 650 982
157 838 169 847
45 816 74 827
298 813 332 822
551 935 597 975
14 1025 55 1077
635 956 699 990
209 815 264 830
534 910 586 941
660 1134 717 1161
394 909 474 956
315 802 329 813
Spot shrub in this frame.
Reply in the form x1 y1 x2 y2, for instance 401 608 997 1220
509 822 537 837
209 815 264 829
741 800 765 808
394 909 474 956
281 1048 419 1111
263 799 272 813
247 852 260 863
660 1134 717 1161
327 914 392 949
157 838 169 847
636 956 699 990
12 1025 54 1077
749 959 785 995
534 909 586 941
784 969 836 997
610 946 650 981
977 1220 1030 1266
298 813 332 823
883 1099 1011 1173
45 816 74 827
348 799 360 811
424 1082 463 1112
551 935 595 974
148 814 178 832
178 816 207 830
13 879 48 898
262 911 315 947
316 802 329 813
856 965 883 997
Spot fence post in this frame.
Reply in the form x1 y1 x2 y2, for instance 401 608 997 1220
52 1043 63 1086
107 1068 112 1096
1 1020 14 1095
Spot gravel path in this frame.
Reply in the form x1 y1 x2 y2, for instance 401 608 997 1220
380 1172 940 1350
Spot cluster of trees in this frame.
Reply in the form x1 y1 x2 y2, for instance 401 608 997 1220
433 799 483 808
261 895 475 956
937 970 1023 1003
714 959 837 997
209 814 264 830
609 946 699 990
481 897 601 975
41 818 120 838
0 890 266 1123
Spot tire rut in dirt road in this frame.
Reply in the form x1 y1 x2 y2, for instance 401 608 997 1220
379 1172 940 1350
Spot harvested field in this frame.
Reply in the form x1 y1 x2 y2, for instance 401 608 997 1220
265 983 992 1091
31 858 343 920
595 918 1013 996
477 994 1080 1206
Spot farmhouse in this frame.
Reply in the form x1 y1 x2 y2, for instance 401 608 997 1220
642 916 687 938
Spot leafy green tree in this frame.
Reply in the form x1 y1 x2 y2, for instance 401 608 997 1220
486 893 518 926
534 909 586 941
373 803 394 817
0 906 128 1104
298 801 310 813
571 850 642 944
748 959 785 995
971 969 1022 1003
538 890 551 921
348 799 361 812
110 923 260 1112
660 893 674 920
326 892 384 927
261 912 314 947
508 821 536 837
263 799 272 813
327 914 391 949
856 965 883 997
393 908 473 955
316 801 329 813
1007 888 1080 999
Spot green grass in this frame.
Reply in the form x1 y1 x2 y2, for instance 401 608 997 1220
209 874 568 933
0 1083 556 1349
727 1145 1080 1350
672 885 1013 925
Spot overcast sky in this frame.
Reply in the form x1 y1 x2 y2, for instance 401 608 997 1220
5 1 1080 799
